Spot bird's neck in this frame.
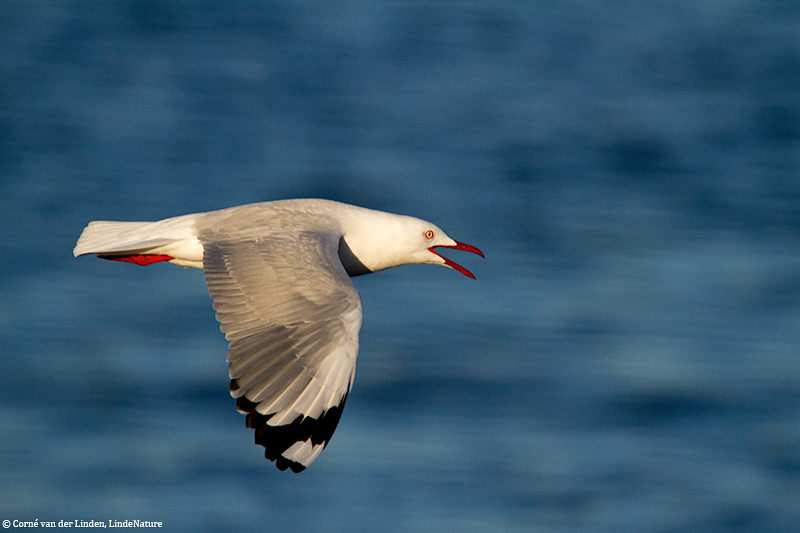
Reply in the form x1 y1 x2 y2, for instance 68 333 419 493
337 208 417 274
338 236 372 277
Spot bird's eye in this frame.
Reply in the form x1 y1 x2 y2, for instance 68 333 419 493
424 230 434 240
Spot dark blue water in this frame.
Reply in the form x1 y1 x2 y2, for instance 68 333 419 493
2 1 799 531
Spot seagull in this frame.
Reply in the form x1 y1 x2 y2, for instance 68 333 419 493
73 199 483 473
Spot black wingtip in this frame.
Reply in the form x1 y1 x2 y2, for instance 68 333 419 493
235 389 348 473
276 456 307 473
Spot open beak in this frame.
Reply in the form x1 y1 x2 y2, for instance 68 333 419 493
429 241 485 279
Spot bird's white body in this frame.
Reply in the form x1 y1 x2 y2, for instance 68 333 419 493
74 199 482 472
74 199 459 272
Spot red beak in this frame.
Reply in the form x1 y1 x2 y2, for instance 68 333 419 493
429 241 485 279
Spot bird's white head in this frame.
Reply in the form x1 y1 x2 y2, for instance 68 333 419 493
339 207 484 278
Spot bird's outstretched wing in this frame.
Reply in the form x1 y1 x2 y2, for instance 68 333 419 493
198 217 362 473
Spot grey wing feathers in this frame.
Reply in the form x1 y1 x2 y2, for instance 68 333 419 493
199 228 362 473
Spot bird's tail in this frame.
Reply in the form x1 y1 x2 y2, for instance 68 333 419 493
73 213 204 268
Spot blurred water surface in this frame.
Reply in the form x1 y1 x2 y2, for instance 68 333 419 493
1 1 799 532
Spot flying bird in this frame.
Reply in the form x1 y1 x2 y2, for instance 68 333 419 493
73 199 483 472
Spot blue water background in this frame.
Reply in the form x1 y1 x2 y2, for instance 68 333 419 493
1 2 799 531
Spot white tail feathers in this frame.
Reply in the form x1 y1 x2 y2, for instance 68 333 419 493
73 213 204 268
